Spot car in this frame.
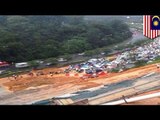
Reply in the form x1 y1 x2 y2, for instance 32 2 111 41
88 58 98 63
0 70 5 74
147 60 153 63
78 53 85 56
45 63 52 66
15 62 29 68
57 58 67 62
95 68 103 73
149 57 155 60
85 69 93 74
101 52 105 55
36 60 44 64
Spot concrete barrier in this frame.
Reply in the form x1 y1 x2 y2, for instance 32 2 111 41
101 92 160 105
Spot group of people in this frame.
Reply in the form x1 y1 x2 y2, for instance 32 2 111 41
8 69 64 81
9 74 23 80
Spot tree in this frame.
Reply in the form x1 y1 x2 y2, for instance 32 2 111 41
62 37 91 54
86 27 104 48
0 16 132 62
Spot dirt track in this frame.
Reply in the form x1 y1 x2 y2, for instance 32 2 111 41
0 63 160 104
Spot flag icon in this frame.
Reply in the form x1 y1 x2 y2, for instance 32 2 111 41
143 15 160 39
151 16 160 30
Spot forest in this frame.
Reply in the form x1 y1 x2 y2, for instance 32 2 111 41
0 16 132 62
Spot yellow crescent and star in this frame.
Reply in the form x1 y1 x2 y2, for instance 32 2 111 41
152 16 160 26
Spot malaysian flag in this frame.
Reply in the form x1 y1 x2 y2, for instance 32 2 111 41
143 15 160 39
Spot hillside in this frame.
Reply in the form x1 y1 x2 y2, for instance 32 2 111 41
0 16 132 62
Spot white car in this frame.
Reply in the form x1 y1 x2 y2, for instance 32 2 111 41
88 59 97 63
46 63 52 66
0 70 5 74
78 53 85 56
147 61 153 63
57 58 67 62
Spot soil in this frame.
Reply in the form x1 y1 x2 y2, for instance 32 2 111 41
0 63 160 104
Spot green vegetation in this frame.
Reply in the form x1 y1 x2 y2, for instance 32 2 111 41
85 50 97 57
133 38 153 46
0 16 132 63
45 58 57 64
135 60 146 67
28 60 39 68
62 54 72 60
153 56 160 63
110 68 120 73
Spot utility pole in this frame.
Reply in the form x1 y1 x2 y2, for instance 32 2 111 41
122 95 128 104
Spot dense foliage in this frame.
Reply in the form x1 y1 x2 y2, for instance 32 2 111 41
0 16 132 62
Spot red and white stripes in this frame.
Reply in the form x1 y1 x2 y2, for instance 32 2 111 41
143 15 160 39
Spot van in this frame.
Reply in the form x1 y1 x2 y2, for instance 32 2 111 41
15 62 29 68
